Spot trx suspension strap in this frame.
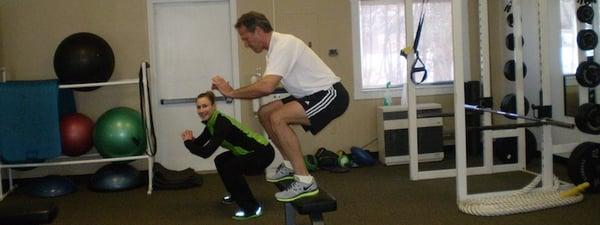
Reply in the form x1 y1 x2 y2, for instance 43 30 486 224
401 0 428 85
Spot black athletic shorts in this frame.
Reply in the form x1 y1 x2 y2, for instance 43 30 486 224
281 82 349 134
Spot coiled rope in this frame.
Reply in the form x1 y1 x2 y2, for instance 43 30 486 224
458 176 588 216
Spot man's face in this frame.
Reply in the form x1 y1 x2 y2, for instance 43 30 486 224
237 26 263 53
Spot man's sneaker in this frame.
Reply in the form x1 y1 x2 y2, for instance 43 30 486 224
274 180 319 202
231 204 263 221
266 164 294 183
222 194 233 204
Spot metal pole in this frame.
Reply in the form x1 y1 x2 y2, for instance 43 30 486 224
418 108 574 129
406 0 419 181
467 122 544 131
464 104 574 128
453 0 468 202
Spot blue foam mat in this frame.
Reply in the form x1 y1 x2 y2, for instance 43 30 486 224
0 80 62 163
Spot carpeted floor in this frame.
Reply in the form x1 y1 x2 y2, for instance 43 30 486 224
2 160 599 225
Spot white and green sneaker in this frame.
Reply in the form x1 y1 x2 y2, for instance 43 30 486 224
222 194 233 204
232 204 263 221
266 164 294 183
275 180 319 202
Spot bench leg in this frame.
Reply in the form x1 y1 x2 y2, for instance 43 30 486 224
284 203 295 225
310 213 325 225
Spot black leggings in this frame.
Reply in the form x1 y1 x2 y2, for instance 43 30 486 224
214 144 274 212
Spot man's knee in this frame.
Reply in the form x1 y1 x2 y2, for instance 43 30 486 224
257 109 270 126
258 104 278 124
269 111 287 127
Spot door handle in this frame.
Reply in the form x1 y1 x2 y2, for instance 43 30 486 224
161 96 233 105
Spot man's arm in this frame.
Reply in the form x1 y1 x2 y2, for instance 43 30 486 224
212 74 281 99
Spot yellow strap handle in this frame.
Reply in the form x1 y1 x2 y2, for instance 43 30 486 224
401 46 413 57
560 182 590 197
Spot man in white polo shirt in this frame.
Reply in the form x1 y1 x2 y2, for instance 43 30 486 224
211 11 349 202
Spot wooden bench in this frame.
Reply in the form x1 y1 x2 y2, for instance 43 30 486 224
275 180 337 225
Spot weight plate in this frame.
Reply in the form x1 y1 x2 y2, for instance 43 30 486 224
499 94 530 119
568 142 600 193
503 60 528 81
577 29 598 51
575 61 600 88
505 33 525 51
575 103 600 134
507 13 513 28
577 5 594 24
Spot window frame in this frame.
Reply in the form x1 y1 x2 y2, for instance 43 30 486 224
350 0 456 100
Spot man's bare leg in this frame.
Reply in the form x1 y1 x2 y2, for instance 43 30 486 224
257 101 288 160
270 101 320 201
268 101 311 176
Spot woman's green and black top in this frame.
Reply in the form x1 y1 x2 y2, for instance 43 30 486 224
183 110 269 158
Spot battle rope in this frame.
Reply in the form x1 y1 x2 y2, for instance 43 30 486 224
458 176 588 216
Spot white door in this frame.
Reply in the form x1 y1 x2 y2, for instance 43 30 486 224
148 0 240 171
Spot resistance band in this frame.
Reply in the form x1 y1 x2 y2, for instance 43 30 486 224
401 0 429 85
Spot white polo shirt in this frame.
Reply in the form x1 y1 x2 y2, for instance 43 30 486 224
264 32 340 98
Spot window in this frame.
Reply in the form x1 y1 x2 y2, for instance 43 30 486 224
351 0 454 100
560 0 581 75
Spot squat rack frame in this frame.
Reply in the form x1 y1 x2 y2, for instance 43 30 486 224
405 0 530 183
404 0 580 202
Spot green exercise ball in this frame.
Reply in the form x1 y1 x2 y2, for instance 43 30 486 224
93 107 146 158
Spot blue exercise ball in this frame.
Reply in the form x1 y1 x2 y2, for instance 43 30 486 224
89 163 142 192
25 175 76 198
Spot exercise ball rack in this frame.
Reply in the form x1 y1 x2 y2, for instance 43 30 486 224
0 62 155 200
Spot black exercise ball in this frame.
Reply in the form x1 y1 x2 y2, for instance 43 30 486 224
53 32 115 91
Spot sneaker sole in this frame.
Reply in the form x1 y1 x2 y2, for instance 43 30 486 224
231 213 262 221
266 175 294 183
276 189 320 202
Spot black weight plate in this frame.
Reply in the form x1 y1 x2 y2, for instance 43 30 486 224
505 33 525 51
575 103 595 134
499 93 530 119
588 104 600 134
577 29 598 51
575 61 600 88
568 142 600 193
577 5 594 24
507 13 513 28
503 60 528 81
